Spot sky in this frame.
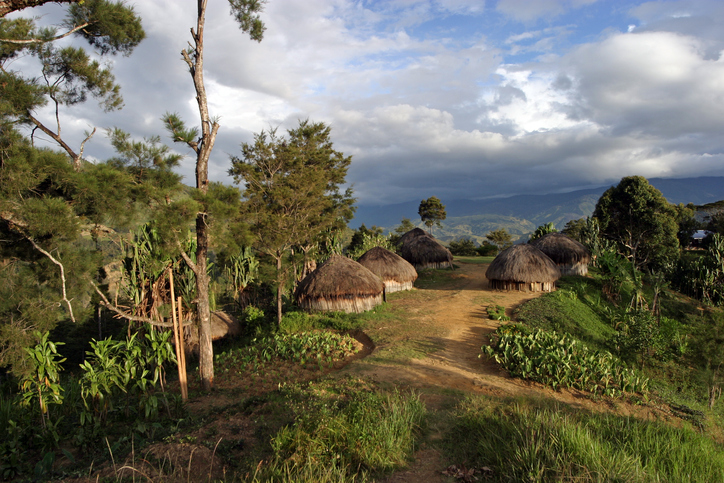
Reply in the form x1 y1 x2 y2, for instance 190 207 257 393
9 0 724 207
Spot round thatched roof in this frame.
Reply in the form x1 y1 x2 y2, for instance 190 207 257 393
398 227 430 247
295 254 384 302
486 244 561 283
358 246 417 284
530 233 591 265
399 234 453 269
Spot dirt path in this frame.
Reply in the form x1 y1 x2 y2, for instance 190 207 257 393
339 260 660 482
345 260 555 397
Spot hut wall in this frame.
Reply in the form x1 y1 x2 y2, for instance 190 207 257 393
383 280 414 293
299 294 383 314
489 279 556 292
415 261 453 271
558 263 588 276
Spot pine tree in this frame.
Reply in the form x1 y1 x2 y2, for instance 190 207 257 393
0 0 144 169
229 120 354 326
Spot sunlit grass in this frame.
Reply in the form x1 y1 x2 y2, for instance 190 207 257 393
445 396 724 482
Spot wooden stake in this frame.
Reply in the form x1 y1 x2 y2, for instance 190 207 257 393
177 295 188 399
169 269 188 401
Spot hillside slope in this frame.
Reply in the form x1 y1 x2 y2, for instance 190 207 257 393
352 176 724 242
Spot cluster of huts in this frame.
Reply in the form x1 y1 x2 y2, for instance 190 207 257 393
293 229 590 314
294 228 453 313
486 233 591 292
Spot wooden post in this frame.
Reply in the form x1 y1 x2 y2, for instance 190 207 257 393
169 269 188 401
177 295 188 397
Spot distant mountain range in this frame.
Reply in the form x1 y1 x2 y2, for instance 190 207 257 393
351 176 724 243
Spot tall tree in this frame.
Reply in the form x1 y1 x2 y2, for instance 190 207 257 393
162 0 264 391
593 176 679 270
418 196 446 235
229 120 354 326
0 0 145 169
486 228 513 252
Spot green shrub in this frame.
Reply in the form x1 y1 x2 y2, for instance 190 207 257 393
476 241 498 256
448 239 478 256
483 325 648 397
486 305 510 321
280 311 315 333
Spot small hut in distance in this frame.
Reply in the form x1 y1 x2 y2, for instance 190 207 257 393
399 230 454 270
486 244 561 292
294 255 384 313
531 233 591 276
358 246 418 293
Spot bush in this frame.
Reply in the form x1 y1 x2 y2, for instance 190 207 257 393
448 239 478 256
476 241 498 256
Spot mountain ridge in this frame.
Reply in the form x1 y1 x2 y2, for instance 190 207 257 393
351 176 724 243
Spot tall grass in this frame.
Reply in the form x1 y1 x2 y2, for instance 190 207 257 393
254 382 426 482
446 396 724 482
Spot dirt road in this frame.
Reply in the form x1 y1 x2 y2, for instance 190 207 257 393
341 259 656 482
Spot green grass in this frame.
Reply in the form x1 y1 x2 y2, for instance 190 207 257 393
454 256 495 264
414 267 462 290
250 378 426 482
514 277 616 352
445 396 724 482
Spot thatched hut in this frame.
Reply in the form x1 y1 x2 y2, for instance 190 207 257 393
186 311 241 354
399 234 454 270
486 244 561 292
295 254 384 313
358 246 418 293
398 227 430 247
531 233 591 276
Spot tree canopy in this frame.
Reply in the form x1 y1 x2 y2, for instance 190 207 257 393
486 228 513 252
0 0 145 169
229 119 354 326
418 196 446 235
593 176 679 270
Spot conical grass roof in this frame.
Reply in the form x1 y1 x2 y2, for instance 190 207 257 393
400 233 453 270
398 227 430 247
358 246 417 292
486 244 560 291
530 233 591 265
294 254 384 313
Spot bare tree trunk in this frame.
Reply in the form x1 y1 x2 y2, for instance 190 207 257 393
276 254 283 329
188 0 219 391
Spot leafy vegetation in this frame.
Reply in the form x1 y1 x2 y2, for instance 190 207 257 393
215 332 358 372
486 305 510 321
483 324 648 396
